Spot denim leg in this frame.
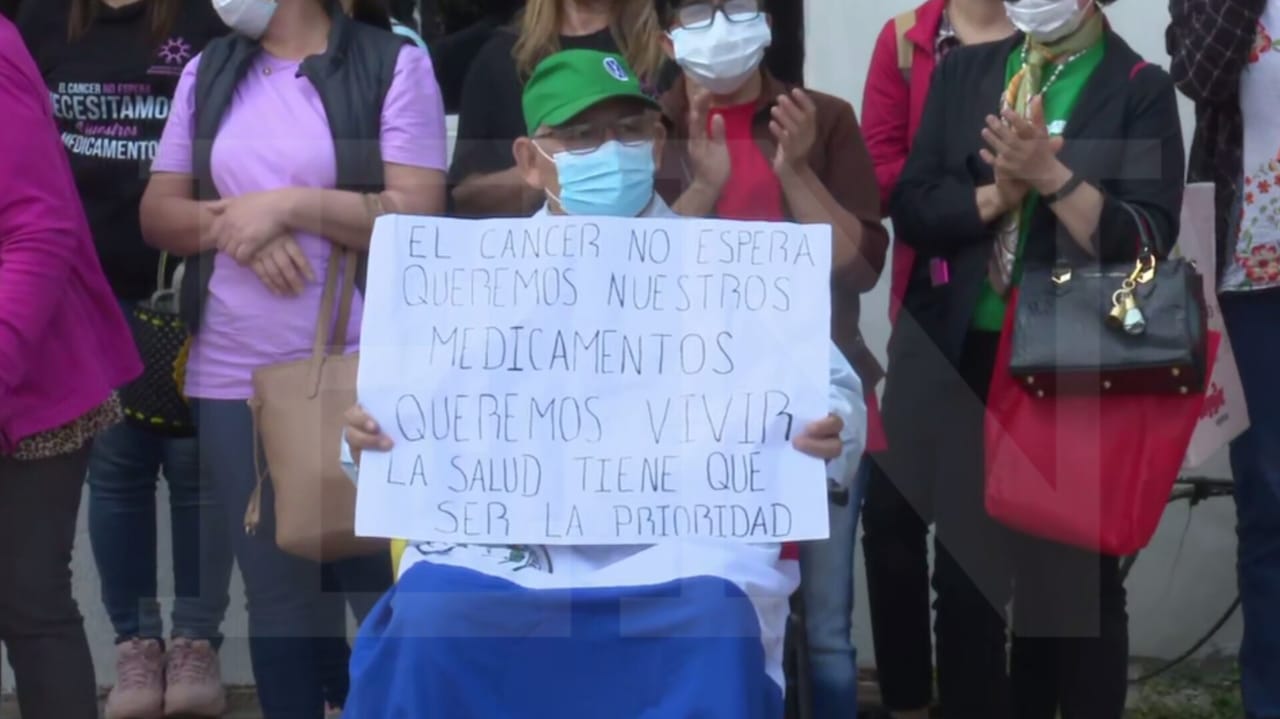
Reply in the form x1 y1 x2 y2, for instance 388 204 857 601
165 434 234 645
333 553 394 624
1221 290 1280 719
314 558 394 710
799 459 867 719
318 544 394 709
196 399 328 719
87 420 164 642
1235 453 1280 719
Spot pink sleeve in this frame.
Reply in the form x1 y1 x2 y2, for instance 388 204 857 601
151 54 201 175
380 45 448 171
0 29 88 397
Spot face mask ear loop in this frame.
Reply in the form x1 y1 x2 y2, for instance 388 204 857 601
544 188 566 213
532 139 556 163
531 139 566 212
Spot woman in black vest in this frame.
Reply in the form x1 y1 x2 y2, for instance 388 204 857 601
15 1 231 716
884 0 1183 717
139 0 447 716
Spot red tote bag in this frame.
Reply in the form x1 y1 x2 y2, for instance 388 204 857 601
984 289 1221 556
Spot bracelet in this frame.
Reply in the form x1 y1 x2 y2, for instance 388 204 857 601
1043 173 1085 205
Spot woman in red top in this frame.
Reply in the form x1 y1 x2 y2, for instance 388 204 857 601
858 1 1012 716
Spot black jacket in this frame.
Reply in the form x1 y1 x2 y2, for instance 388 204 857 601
888 29 1185 365
881 29 1185 445
179 5 403 332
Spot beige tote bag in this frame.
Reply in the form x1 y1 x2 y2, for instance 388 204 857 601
245 245 387 562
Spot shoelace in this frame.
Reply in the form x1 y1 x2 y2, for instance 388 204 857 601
169 643 215 683
117 643 161 689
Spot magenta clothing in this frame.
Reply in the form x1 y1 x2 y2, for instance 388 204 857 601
153 44 447 399
0 16 141 451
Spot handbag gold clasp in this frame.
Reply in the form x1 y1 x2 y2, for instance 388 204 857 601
1051 264 1073 286
1131 252 1157 285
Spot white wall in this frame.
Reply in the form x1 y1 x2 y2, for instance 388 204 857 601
803 0 1242 662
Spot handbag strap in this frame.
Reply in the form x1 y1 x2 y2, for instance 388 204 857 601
305 245 359 395
333 248 359 350
1116 201 1161 258
156 252 171 292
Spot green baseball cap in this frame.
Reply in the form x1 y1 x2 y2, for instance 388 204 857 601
522 50 660 134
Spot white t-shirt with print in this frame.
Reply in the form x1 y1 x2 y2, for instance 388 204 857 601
1224 0 1280 292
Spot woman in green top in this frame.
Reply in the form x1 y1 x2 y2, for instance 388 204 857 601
881 0 1184 717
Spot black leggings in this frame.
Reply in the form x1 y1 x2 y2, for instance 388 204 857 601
866 332 1129 719
862 454 935 710
1011 537 1129 719
0 446 98 719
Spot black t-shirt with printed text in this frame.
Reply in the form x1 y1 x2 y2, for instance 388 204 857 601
17 0 226 301
450 27 627 187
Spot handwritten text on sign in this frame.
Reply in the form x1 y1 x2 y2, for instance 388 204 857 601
354 215 832 545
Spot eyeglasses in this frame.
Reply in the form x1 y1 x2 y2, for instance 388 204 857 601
534 113 660 155
674 0 763 30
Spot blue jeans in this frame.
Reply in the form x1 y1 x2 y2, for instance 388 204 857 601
1221 290 1280 719
88 417 233 644
799 459 868 719
194 399 393 718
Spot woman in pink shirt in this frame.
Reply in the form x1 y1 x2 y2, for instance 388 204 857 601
139 0 447 715
0 14 141 719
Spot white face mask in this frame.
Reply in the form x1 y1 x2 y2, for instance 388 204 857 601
212 0 278 39
669 12 772 95
1004 0 1090 43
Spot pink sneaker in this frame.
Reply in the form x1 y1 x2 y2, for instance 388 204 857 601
105 639 165 719
163 639 226 717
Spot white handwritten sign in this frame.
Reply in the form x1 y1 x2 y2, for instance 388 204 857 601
354 215 832 545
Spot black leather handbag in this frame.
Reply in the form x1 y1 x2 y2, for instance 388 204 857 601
1009 203 1209 397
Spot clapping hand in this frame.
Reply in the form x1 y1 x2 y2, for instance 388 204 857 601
687 86 731 193
979 96 1065 195
770 88 818 176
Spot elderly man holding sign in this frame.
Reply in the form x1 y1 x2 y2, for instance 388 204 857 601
341 50 864 719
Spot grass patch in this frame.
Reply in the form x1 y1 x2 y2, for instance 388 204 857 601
1126 659 1243 719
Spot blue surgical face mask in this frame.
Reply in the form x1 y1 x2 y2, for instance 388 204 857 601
536 140 656 217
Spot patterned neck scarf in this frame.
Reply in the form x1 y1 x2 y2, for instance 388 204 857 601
988 11 1106 294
